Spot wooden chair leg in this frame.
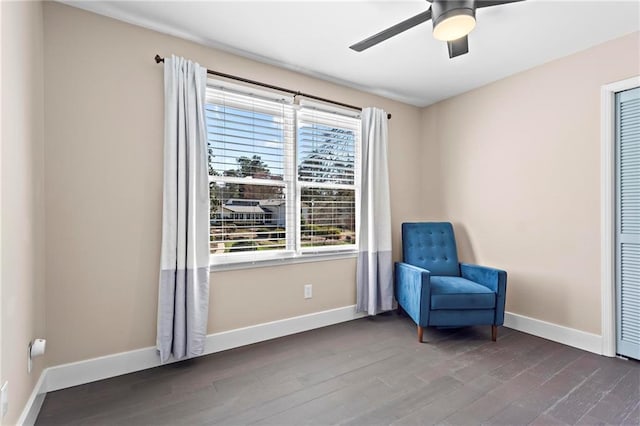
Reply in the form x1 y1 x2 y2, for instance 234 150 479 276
418 325 424 343
491 325 497 342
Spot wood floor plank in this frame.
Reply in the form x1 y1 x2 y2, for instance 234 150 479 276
252 377 394 425
582 369 640 424
391 386 485 426
340 375 465 426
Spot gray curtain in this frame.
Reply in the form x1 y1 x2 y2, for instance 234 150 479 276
356 107 393 315
157 55 210 363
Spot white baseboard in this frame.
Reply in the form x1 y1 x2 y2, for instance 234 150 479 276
16 369 48 426
504 311 603 355
45 304 365 393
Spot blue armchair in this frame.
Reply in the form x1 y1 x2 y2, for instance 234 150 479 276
395 222 507 342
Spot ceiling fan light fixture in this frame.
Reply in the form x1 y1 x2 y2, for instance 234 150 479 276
349 0 524 57
433 9 476 42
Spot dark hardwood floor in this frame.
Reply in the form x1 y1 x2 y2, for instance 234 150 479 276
36 313 639 425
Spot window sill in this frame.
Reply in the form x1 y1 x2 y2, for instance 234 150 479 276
209 251 358 272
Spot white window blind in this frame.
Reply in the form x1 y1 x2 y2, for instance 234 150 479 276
206 86 295 260
297 105 360 252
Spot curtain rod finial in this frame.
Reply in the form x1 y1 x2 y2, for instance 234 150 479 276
155 54 164 64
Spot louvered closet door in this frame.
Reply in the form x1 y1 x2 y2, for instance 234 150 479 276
616 86 640 360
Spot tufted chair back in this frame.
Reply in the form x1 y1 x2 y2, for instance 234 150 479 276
402 222 460 276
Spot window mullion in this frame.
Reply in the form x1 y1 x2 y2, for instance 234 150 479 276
285 107 296 252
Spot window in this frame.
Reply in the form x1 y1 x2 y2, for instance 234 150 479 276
206 82 360 266
297 106 359 251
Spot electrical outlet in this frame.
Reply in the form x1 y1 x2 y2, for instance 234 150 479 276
304 284 312 299
1 381 8 419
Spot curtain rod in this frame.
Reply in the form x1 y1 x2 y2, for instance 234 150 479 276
154 55 391 120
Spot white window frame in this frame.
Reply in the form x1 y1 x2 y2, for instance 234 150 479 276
207 81 361 270
295 101 361 256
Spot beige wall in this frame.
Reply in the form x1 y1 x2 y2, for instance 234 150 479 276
42 2 426 366
422 32 640 335
1 1 46 424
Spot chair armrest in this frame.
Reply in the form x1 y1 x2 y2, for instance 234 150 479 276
460 263 507 325
395 262 431 327
460 263 506 294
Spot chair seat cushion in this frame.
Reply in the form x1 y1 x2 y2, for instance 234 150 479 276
430 276 496 310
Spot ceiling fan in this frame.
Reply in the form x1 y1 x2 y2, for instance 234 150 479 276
350 0 525 59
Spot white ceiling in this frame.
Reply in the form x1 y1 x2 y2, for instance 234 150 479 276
64 0 640 107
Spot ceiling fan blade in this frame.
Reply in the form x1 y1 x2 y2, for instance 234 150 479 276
349 9 432 52
447 36 469 58
476 0 526 8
